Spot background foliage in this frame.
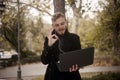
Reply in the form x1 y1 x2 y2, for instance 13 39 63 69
0 0 119 65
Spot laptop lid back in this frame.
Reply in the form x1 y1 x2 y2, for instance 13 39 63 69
57 47 94 72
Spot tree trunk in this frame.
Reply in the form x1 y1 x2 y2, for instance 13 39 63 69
113 0 119 54
113 21 119 54
70 0 82 33
53 0 65 14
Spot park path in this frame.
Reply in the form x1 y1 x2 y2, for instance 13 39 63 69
0 63 120 80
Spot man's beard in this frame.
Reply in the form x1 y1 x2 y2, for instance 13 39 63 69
58 28 66 35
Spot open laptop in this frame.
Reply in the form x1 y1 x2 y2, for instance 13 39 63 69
57 47 94 72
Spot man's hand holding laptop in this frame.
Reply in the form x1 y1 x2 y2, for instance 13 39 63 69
69 64 84 72
69 64 79 72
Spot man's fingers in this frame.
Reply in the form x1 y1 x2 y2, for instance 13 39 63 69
69 68 72 72
49 28 53 34
74 64 78 71
71 65 74 71
69 64 79 72
52 34 58 39
75 64 78 70
72 65 76 71
47 29 53 37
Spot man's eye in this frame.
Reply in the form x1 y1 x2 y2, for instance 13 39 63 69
55 24 59 27
61 22 65 25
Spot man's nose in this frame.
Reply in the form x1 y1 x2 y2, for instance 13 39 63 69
59 24 63 28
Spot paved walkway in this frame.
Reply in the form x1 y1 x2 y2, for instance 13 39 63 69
0 63 46 78
0 63 120 80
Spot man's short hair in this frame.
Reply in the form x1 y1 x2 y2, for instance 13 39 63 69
52 12 66 22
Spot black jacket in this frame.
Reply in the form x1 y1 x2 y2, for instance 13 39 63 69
41 30 82 80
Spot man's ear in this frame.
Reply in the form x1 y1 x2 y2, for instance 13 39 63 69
65 21 67 27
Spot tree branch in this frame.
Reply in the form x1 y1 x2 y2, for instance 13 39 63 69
6 0 52 16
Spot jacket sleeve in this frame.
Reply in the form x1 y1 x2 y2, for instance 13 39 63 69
40 37 58 65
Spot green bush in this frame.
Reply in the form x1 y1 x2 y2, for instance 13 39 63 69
112 55 120 66
21 55 40 64
6 50 41 66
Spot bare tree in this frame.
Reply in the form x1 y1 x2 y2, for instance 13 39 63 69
68 0 92 33
113 0 120 54
53 0 65 14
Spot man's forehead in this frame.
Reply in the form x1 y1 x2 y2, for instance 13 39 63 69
53 17 66 24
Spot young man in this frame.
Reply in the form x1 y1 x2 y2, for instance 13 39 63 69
41 12 82 80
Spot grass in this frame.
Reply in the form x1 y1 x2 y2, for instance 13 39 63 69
32 76 44 80
83 72 120 80
33 72 120 80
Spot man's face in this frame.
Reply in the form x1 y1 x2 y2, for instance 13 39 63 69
52 17 67 35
